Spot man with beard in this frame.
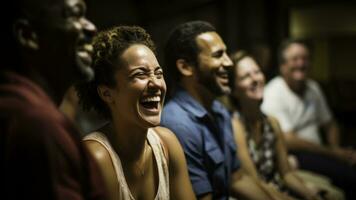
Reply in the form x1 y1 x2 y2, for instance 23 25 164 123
162 21 275 200
262 39 356 200
0 0 107 199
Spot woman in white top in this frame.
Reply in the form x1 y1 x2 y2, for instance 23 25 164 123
76 26 195 200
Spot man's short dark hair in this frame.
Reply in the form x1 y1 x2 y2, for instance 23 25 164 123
278 38 309 65
164 21 216 86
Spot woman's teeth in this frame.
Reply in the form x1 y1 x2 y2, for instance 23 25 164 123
140 96 161 110
141 96 160 103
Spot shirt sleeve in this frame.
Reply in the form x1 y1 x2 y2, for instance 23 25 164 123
161 121 213 197
262 86 294 133
312 81 333 125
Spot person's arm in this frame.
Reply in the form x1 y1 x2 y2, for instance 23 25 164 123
230 116 259 178
312 81 339 149
283 131 356 164
155 127 196 200
323 121 356 166
310 81 356 163
230 168 297 200
197 194 213 200
84 140 118 200
283 172 322 200
270 117 321 200
262 81 330 157
230 116 290 200
322 120 340 148
231 169 289 200
324 120 356 165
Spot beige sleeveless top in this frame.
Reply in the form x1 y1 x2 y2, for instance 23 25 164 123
84 128 170 200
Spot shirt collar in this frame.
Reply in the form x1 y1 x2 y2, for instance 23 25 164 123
173 87 227 119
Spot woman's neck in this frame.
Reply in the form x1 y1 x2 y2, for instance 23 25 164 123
103 118 148 163
239 99 264 142
239 99 262 123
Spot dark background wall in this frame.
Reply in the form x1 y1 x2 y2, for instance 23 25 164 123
86 0 356 147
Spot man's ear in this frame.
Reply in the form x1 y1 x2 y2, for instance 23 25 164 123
13 19 39 50
176 59 194 77
97 85 114 105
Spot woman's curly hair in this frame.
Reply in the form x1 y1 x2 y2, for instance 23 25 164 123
76 26 156 119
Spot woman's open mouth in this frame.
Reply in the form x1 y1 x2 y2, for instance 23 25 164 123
139 95 161 114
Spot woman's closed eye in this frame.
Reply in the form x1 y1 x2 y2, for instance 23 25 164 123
253 69 262 75
130 69 149 79
154 68 164 79
130 67 164 79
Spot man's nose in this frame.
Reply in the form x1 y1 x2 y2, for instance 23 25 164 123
251 73 259 82
82 17 97 38
222 53 233 68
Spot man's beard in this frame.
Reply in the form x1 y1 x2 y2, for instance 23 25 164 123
196 69 226 97
72 56 95 83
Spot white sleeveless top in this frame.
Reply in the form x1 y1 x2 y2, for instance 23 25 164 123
84 128 170 200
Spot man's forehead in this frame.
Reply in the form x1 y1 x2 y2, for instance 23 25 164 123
196 32 225 52
66 0 85 9
285 43 309 56
24 0 84 13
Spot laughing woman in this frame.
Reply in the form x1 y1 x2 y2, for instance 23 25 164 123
227 51 324 200
76 26 195 200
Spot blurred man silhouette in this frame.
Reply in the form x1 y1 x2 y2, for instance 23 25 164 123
262 39 356 200
0 0 108 199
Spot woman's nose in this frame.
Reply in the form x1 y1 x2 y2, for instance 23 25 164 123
148 75 162 88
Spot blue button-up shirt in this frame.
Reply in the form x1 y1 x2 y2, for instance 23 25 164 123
161 88 240 200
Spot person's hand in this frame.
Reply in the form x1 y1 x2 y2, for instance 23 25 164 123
312 195 323 200
344 148 356 165
304 187 325 200
331 147 356 165
288 155 299 169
